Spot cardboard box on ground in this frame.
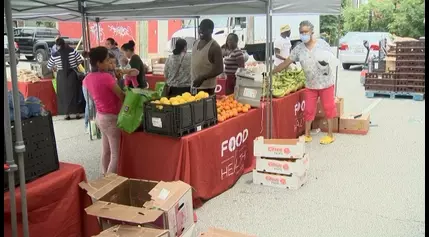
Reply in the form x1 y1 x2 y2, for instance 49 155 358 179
339 113 370 135
79 174 194 237
253 136 309 189
94 223 197 237
312 97 343 133
199 227 256 237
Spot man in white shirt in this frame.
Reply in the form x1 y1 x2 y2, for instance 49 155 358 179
274 24 292 66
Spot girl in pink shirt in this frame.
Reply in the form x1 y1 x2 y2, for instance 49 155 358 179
83 47 125 174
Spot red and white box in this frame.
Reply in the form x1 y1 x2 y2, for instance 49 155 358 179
252 170 308 190
256 154 309 176
253 136 305 159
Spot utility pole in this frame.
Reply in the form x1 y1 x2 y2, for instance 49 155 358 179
368 9 373 31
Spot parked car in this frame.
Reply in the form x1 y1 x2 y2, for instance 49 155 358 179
338 32 394 69
4 33 20 65
13 27 80 63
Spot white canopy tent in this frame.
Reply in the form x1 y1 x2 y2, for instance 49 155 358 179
5 1 341 236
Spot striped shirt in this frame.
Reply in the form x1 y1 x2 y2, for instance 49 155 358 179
223 48 244 75
47 49 83 70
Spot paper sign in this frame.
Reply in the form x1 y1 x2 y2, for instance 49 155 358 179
243 88 257 98
196 125 202 131
152 117 162 128
158 188 170 200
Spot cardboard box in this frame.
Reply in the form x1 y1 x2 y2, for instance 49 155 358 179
339 113 370 135
315 97 344 118
255 154 309 176
311 118 339 133
199 227 256 237
182 223 197 237
253 136 305 159
252 170 308 190
79 174 194 237
93 225 169 237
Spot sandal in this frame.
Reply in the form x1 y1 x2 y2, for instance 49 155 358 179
320 135 335 145
64 116 71 120
304 135 312 143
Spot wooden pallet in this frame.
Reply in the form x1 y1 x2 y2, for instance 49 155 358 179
365 90 425 101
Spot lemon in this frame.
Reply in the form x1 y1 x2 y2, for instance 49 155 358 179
171 101 179 106
178 99 186 104
182 92 192 98
151 100 161 104
156 105 164 110
160 97 169 103
203 92 209 98
187 96 196 102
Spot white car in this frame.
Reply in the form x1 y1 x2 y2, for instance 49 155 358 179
338 32 394 69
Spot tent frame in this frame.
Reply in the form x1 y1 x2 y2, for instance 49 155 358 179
5 1 340 236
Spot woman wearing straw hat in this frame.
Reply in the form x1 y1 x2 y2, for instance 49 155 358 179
274 24 292 66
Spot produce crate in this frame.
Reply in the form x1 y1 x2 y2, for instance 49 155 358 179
143 96 217 137
373 61 386 72
395 66 425 74
396 85 425 93
396 41 425 48
395 79 425 87
364 78 395 86
4 113 59 192
396 54 425 61
396 47 425 55
396 73 425 80
365 72 397 80
364 84 395 92
395 60 425 68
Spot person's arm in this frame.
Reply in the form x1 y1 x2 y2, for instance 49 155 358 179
274 39 286 61
47 55 55 70
163 58 171 80
72 49 83 65
273 46 300 74
235 51 245 68
112 84 125 102
121 68 140 76
193 43 223 87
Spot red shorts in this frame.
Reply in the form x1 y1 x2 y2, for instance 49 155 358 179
304 85 337 121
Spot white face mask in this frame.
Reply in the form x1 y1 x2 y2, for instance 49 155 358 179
300 34 311 43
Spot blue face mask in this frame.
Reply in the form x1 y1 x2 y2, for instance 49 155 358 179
300 34 311 43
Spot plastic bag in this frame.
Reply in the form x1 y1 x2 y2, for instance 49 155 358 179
117 89 153 133
8 91 30 121
25 96 45 117
52 79 57 94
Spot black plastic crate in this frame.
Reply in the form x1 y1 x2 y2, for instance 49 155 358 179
396 66 425 74
396 41 425 48
395 60 425 68
396 85 425 93
364 84 395 92
396 54 425 61
203 95 217 122
396 73 425 80
4 113 59 192
364 78 396 86
396 47 425 55
395 79 425 87
365 72 397 79
144 102 193 137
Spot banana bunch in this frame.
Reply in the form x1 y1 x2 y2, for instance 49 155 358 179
268 68 306 98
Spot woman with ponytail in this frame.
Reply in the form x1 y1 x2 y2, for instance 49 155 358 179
163 38 192 96
121 40 147 89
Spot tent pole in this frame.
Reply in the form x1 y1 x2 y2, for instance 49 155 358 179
5 0 30 236
265 0 270 138
96 17 101 46
334 14 341 97
4 57 18 237
86 16 92 49
268 0 273 138
194 18 197 41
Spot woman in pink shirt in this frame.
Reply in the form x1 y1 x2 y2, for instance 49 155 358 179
83 47 125 174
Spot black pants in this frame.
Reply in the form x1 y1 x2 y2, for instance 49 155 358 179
197 88 215 96
169 86 191 97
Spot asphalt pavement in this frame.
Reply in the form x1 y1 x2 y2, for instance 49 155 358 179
6 58 425 237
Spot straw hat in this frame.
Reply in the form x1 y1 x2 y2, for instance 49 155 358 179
280 24 291 33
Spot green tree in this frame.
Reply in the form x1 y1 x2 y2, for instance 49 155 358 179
320 0 352 45
35 21 56 28
388 0 425 38
343 0 395 33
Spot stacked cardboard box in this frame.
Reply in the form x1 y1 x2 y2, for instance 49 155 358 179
199 227 256 237
80 174 195 237
252 136 309 189
312 97 370 135
312 97 344 133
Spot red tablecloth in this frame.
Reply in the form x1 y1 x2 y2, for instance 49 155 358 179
270 89 306 139
4 162 101 237
118 108 263 207
146 74 166 90
7 79 58 116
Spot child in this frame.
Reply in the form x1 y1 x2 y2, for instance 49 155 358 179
119 56 139 88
